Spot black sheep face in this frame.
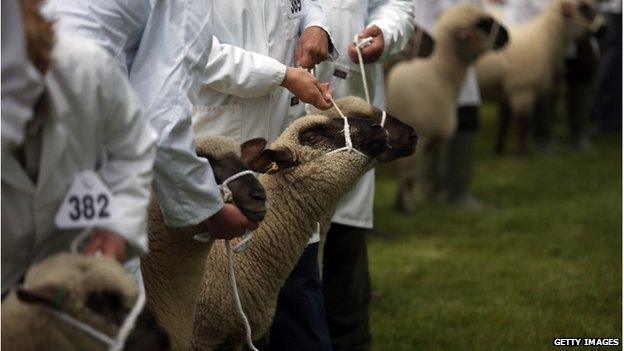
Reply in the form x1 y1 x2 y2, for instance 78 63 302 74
198 139 269 222
346 109 418 163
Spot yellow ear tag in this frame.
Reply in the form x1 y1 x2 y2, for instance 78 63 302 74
266 162 279 174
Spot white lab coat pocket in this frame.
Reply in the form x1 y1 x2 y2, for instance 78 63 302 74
193 104 243 142
323 61 373 102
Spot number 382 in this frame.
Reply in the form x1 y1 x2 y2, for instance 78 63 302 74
68 194 110 221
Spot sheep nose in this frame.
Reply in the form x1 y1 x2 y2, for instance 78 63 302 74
369 123 384 130
409 131 419 142
249 189 266 201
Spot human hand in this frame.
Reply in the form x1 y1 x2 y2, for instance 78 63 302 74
84 229 127 262
296 26 330 68
348 25 385 64
281 67 333 110
203 203 259 240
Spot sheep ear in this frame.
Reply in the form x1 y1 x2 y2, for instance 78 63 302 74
17 284 62 307
561 1 575 18
456 28 476 42
247 148 297 174
240 138 268 166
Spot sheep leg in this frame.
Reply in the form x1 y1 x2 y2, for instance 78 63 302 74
395 155 417 214
516 113 530 156
420 139 444 202
494 101 511 155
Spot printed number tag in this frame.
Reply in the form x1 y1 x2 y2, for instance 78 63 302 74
55 170 118 229
288 0 302 18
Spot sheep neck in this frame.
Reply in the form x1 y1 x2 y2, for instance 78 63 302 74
253 159 362 280
429 32 472 98
142 201 210 350
535 6 573 65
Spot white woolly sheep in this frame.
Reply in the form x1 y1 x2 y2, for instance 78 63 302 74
476 0 602 154
141 136 269 351
1 253 168 351
386 3 509 212
190 114 389 350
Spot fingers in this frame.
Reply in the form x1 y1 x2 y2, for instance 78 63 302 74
358 25 382 39
83 233 104 255
245 221 260 231
83 230 127 262
298 53 315 70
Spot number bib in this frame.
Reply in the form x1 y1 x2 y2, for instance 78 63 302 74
55 170 117 229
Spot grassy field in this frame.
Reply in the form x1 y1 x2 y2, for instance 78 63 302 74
369 104 622 351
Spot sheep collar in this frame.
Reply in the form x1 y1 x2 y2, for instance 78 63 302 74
43 277 146 351
325 99 370 159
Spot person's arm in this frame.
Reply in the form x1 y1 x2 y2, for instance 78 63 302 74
204 36 288 98
367 0 415 60
96 57 157 255
204 36 333 109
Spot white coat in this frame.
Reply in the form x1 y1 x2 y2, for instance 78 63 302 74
415 0 483 106
44 0 224 227
1 35 157 294
193 0 333 145
314 0 414 228
504 0 550 25
1 0 44 151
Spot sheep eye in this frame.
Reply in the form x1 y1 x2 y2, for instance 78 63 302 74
475 17 494 34
579 3 595 21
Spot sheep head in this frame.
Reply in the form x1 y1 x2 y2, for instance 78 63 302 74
195 135 268 222
409 24 436 58
435 3 509 63
245 115 388 188
7 253 169 351
556 0 604 40
311 96 418 162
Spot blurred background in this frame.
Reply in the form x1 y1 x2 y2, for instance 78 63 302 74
369 103 621 350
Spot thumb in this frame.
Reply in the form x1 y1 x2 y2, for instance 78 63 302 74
359 25 381 39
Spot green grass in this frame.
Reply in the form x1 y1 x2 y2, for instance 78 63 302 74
369 104 622 351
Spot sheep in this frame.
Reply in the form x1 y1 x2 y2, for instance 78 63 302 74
386 3 509 213
141 136 269 351
1 253 169 351
310 96 419 268
476 0 602 154
383 24 436 75
190 114 389 350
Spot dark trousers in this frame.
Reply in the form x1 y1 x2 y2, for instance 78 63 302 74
595 13 622 133
268 243 332 351
323 223 372 351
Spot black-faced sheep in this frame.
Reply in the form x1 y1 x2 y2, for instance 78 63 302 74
190 114 389 350
1 253 169 351
141 136 269 350
386 3 509 213
476 0 603 154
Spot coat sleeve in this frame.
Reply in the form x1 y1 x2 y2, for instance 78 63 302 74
96 60 157 254
300 0 338 60
368 0 415 59
203 36 287 98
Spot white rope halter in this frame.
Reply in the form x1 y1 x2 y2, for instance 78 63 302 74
352 35 388 128
325 99 370 159
43 277 146 351
193 168 259 351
